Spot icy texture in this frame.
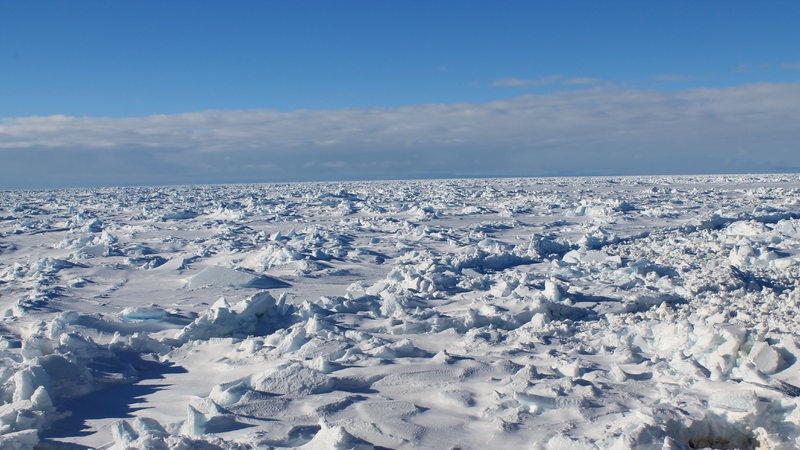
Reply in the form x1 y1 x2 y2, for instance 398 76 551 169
1 175 800 448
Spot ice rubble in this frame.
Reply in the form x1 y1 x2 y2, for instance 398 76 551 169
175 292 292 342
1 175 800 448
0 313 142 443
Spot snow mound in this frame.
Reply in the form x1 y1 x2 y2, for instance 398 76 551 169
187 266 290 289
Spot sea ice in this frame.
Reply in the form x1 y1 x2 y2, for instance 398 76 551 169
1 174 799 448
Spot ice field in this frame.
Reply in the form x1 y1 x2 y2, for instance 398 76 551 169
2 174 800 449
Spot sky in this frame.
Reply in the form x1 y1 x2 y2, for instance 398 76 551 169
2 1 800 189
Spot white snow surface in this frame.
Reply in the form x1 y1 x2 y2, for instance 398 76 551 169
1 175 800 449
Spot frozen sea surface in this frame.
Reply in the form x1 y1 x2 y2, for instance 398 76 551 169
1 174 800 449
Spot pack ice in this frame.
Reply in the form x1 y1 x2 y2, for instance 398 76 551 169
1 175 800 449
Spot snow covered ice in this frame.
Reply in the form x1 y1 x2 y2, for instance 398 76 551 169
2 174 800 449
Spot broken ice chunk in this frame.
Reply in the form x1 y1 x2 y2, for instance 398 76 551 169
708 390 758 413
748 341 781 374
543 278 567 302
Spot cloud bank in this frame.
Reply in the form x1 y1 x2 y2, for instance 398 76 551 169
2 83 800 188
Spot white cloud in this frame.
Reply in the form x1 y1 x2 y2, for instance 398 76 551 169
652 74 695 82
2 82 800 188
782 63 800 70
491 77 556 87
561 77 601 85
492 75 601 88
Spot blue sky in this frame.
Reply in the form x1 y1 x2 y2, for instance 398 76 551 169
2 1 800 188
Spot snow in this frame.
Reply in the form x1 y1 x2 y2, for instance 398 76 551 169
187 266 290 290
1 174 800 448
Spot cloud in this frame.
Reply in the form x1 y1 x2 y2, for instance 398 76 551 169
782 63 800 70
492 75 602 87
736 63 771 73
2 82 800 188
652 74 695 82
491 75 600 88
491 77 553 87
560 77 601 85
